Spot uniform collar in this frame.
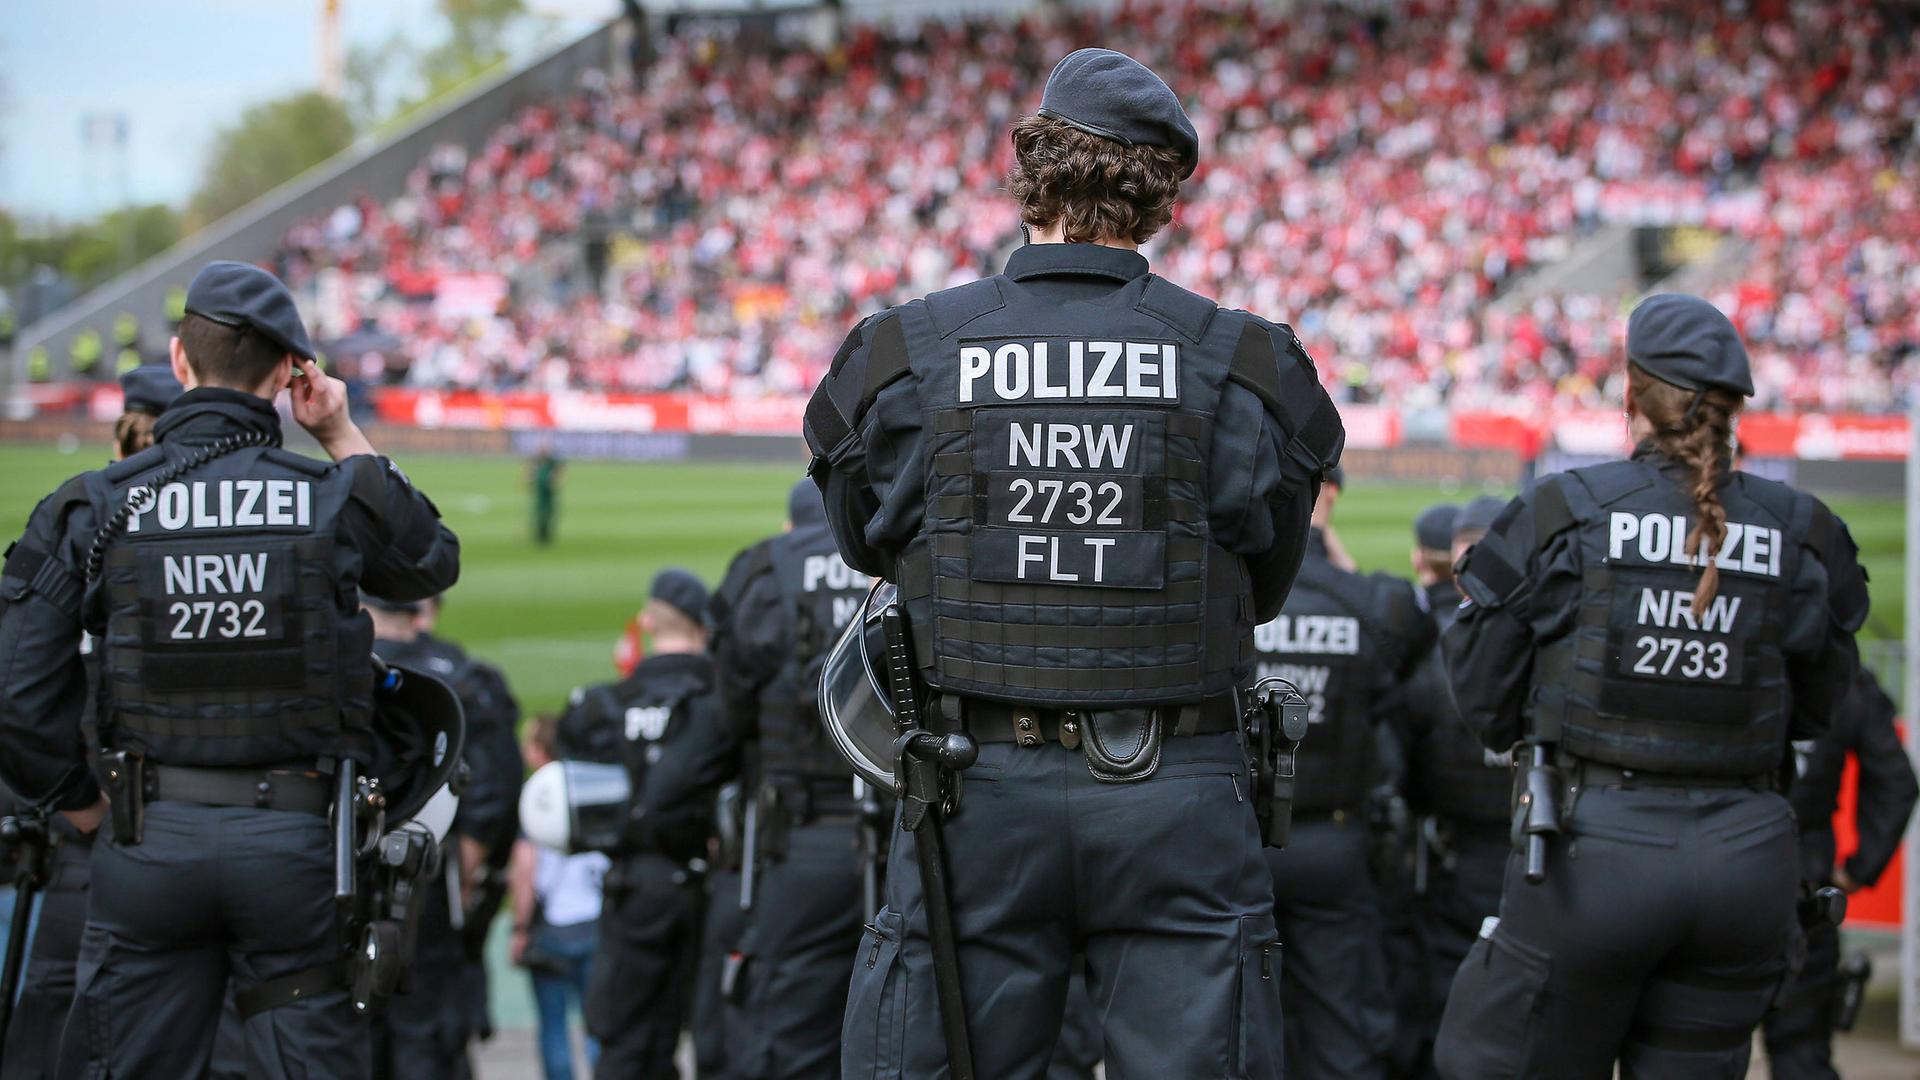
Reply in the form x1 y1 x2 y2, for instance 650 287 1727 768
152 387 284 448
1305 527 1330 561
1630 438 1732 474
1424 579 1461 611
625 650 711 684
1004 242 1149 283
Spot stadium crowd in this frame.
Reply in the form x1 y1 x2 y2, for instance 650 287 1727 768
272 0 1920 413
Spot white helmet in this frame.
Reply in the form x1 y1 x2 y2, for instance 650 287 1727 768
518 760 632 853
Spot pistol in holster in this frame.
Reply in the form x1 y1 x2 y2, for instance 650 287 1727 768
1513 740 1561 884
98 749 145 845
1832 952 1872 1032
1244 679 1311 848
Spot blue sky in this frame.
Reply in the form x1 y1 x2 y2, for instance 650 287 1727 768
3 0 605 223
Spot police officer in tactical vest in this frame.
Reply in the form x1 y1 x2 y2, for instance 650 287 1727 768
1763 667 1917 1079
1397 497 1513 1076
0 260 460 1078
1434 294 1870 1078
1254 468 1433 1079
1 361 188 1080
414 593 526 1057
709 480 874 1079
806 48 1342 1080
557 568 734 1080
365 594 523 1080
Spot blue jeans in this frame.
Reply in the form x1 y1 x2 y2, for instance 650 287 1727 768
529 919 599 1080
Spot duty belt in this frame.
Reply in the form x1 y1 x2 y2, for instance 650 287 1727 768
1573 760 1776 792
143 763 333 815
960 697 1238 747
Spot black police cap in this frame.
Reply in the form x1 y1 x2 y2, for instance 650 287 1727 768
1037 48 1199 180
184 260 317 362
119 363 183 416
1415 504 1460 551
651 568 709 627
360 589 423 616
1325 464 1346 490
788 478 826 529
1626 293 1753 397
1455 496 1508 540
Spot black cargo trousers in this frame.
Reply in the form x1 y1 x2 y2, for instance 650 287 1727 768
1434 783 1798 1080
3 834 89 1080
841 730 1284 1080
66 801 367 1079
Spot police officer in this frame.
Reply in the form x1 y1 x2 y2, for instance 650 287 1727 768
0 260 460 1078
709 480 874 1079
1434 293 1870 1078
806 48 1341 1079
415 593 526 1056
1763 666 1917 1078
365 594 522 1080
558 569 735 1080
1255 468 1433 1079
0 362 187 1079
1397 498 1513 1078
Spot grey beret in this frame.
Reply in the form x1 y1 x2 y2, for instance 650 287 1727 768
1415 504 1460 551
1037 48 1199 179
1626 293 1753 397
650 568 709 626
119 364 183 416
185 260 317 361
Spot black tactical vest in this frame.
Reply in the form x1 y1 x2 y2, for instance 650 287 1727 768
83 443 379 768
761 524 871 785
1527 459 1813 777
561 654 713 793
1409 595 1511 826
881 272 1278 706
1253 554 1385 813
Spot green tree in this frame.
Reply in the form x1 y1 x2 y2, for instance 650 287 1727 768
420 0 528 93
187 92 354 230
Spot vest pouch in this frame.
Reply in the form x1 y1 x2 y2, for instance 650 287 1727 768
1081 708 1162 783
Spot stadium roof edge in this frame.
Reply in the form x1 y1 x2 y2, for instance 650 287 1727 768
5 21 618 409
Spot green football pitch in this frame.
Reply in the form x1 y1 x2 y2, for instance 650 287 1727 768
1 444 1905 719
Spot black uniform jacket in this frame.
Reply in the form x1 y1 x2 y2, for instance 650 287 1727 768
805 242 1332 624
0 389 459 809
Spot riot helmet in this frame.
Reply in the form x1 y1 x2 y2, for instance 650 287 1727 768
368 658 466 830
817 580 903 791
518 759 632 854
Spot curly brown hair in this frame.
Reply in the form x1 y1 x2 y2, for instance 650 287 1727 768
1627 363 1745 609
1006 114 1186 245
113 411 157 459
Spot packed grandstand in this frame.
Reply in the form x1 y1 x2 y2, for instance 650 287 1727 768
260 0 1918 426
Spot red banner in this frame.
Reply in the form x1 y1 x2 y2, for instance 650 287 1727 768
1450 408 1910 462
59 384 1914 460
1835 722 1906 931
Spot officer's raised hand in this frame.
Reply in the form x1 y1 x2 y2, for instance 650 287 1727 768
289 357 376 461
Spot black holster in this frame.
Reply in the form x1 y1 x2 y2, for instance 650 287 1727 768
98 749 145 846
1832 953 1872 1032
1244 681 1311 848
1081 709 1162 783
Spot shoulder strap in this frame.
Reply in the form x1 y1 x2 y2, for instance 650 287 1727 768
262 448 330 477
1135 276 1217 342
1574 459 1654 506
1227 319 1343 485
1532 476 1577 554
103 445 166 484
923 277 1006 338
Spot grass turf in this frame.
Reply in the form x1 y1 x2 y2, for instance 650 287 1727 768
0 444 1905 717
